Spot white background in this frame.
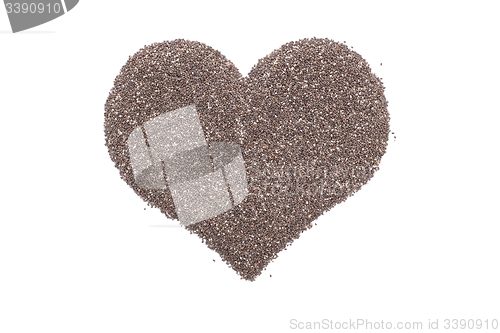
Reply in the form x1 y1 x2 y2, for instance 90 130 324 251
1 1 499 332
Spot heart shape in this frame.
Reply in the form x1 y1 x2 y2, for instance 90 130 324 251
104 39 390 280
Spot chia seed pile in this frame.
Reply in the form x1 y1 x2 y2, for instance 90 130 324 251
105 38 390 281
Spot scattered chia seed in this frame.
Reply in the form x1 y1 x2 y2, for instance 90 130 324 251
104 38 390 281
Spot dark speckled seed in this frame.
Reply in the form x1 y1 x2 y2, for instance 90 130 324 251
105 38 390 281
